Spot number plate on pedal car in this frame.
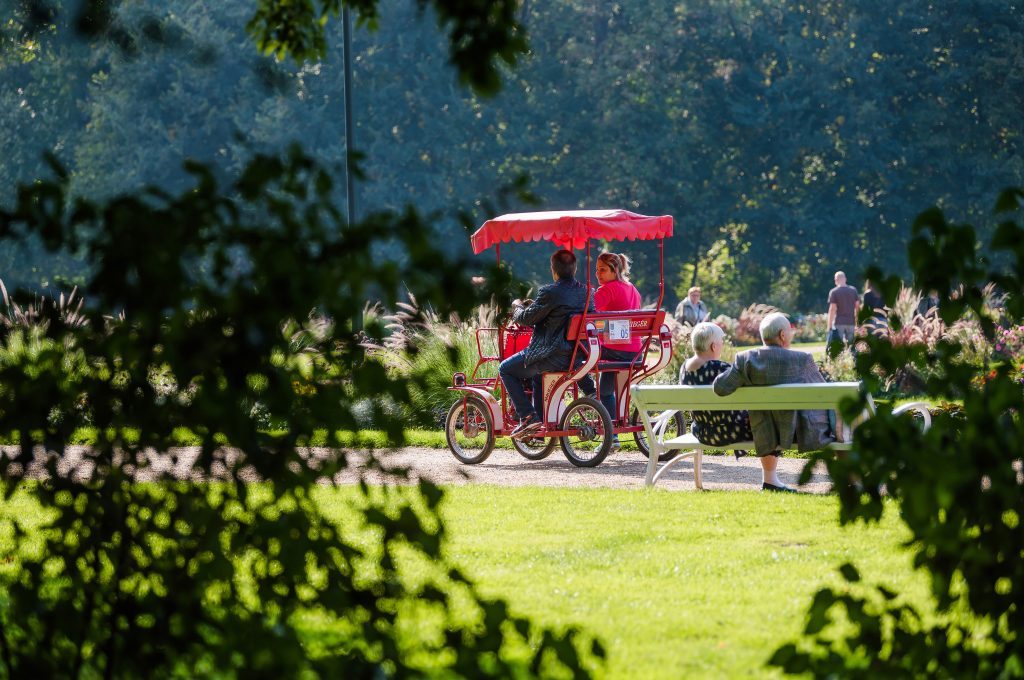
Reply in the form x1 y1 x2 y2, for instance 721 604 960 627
605 319 631 343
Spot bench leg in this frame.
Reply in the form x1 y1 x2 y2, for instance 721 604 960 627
694 447 703 491
638 409 661 487
652 451 694 486
644 445 659 487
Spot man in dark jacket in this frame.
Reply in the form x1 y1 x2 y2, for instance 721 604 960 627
500 249 593 438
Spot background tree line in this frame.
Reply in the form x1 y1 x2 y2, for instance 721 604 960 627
3 0 1022 312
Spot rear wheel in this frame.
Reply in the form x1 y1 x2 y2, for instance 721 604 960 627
632 408 687 462
445 397 495 464
512 435 557 461
559 397 613 467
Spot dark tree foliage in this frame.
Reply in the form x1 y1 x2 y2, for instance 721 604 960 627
33 0 527 96
4 1 1022 310
771 189 1024 677
246 0 528 96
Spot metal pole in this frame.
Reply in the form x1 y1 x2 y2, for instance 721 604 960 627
657 237 665 310
342 7 360 335
342 6 356 227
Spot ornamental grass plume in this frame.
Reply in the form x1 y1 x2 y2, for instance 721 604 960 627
1 278 43 330
876 286 944 350
734 303 778 345
1 278 89 333
363 295 500 425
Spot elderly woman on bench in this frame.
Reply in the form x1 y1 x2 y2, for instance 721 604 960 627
680 322 753 456
712 312 834 492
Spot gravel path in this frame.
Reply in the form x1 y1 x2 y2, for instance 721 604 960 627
3 445 834 493
338 446 835 493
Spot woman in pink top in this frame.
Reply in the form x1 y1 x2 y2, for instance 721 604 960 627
591 252 643 447
595 252 643 350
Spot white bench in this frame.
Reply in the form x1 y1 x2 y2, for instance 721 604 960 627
630 382 932 489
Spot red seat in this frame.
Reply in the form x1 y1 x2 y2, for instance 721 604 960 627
596 361 637 370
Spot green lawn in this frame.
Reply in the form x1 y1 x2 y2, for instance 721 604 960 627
316 485 931 679
791 341 826 360
2 482 933 677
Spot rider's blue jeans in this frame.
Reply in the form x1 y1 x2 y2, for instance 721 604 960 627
578 347 641 421
499 351 570 423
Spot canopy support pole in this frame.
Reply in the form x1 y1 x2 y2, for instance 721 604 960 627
656 238 665 311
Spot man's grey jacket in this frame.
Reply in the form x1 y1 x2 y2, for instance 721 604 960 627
712 345 834 455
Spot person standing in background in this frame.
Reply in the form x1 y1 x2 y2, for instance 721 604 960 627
676 286 710 326
917 290 940 316
862 279 886 332
826 271 860 348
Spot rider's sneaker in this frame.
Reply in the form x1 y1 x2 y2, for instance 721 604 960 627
609 436 622 453
510 415 542 440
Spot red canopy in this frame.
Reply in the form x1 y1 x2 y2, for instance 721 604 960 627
471 209 674 254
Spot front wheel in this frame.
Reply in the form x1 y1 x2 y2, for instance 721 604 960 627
559 397 613 468
445 397 495 464
631 408 687 462
512 435 557 461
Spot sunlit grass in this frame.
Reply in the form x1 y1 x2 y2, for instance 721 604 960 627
314 485 933 679
1 483 937 678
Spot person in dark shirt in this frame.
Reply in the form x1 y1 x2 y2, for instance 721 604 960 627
862 279 886 333
917 290 940 316
499 249 592 439
827 271 860 350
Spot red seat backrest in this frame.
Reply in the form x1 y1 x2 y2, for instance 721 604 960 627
565 310 667 341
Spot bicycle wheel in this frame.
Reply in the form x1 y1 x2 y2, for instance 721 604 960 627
445 397 495 464
632 408 687 462
559 396 613 467
512 434 557 460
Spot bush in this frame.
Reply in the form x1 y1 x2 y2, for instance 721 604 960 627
819 348 858 383
364 299 501 427
792 312 829 343
773 189 1024 678
993 323 1024 362
0 151 601 678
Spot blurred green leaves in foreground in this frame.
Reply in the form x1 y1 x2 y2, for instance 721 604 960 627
0 148 599 677
774 189 1024 678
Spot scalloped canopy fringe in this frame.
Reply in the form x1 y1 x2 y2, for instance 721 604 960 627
471 210 674 253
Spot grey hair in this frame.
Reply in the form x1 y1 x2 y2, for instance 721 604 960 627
690 321 724 354
759 312 790 344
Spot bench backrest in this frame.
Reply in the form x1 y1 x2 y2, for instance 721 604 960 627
631 382 862 411
565 309 667 341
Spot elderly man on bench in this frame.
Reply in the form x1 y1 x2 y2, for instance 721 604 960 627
712 312 835 492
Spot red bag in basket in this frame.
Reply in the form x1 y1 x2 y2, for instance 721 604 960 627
502 328 532 358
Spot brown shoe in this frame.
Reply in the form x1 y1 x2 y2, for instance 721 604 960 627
510 415 542 440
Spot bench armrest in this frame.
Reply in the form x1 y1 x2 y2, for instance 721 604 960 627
650 409 680 442
892 401 932 430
